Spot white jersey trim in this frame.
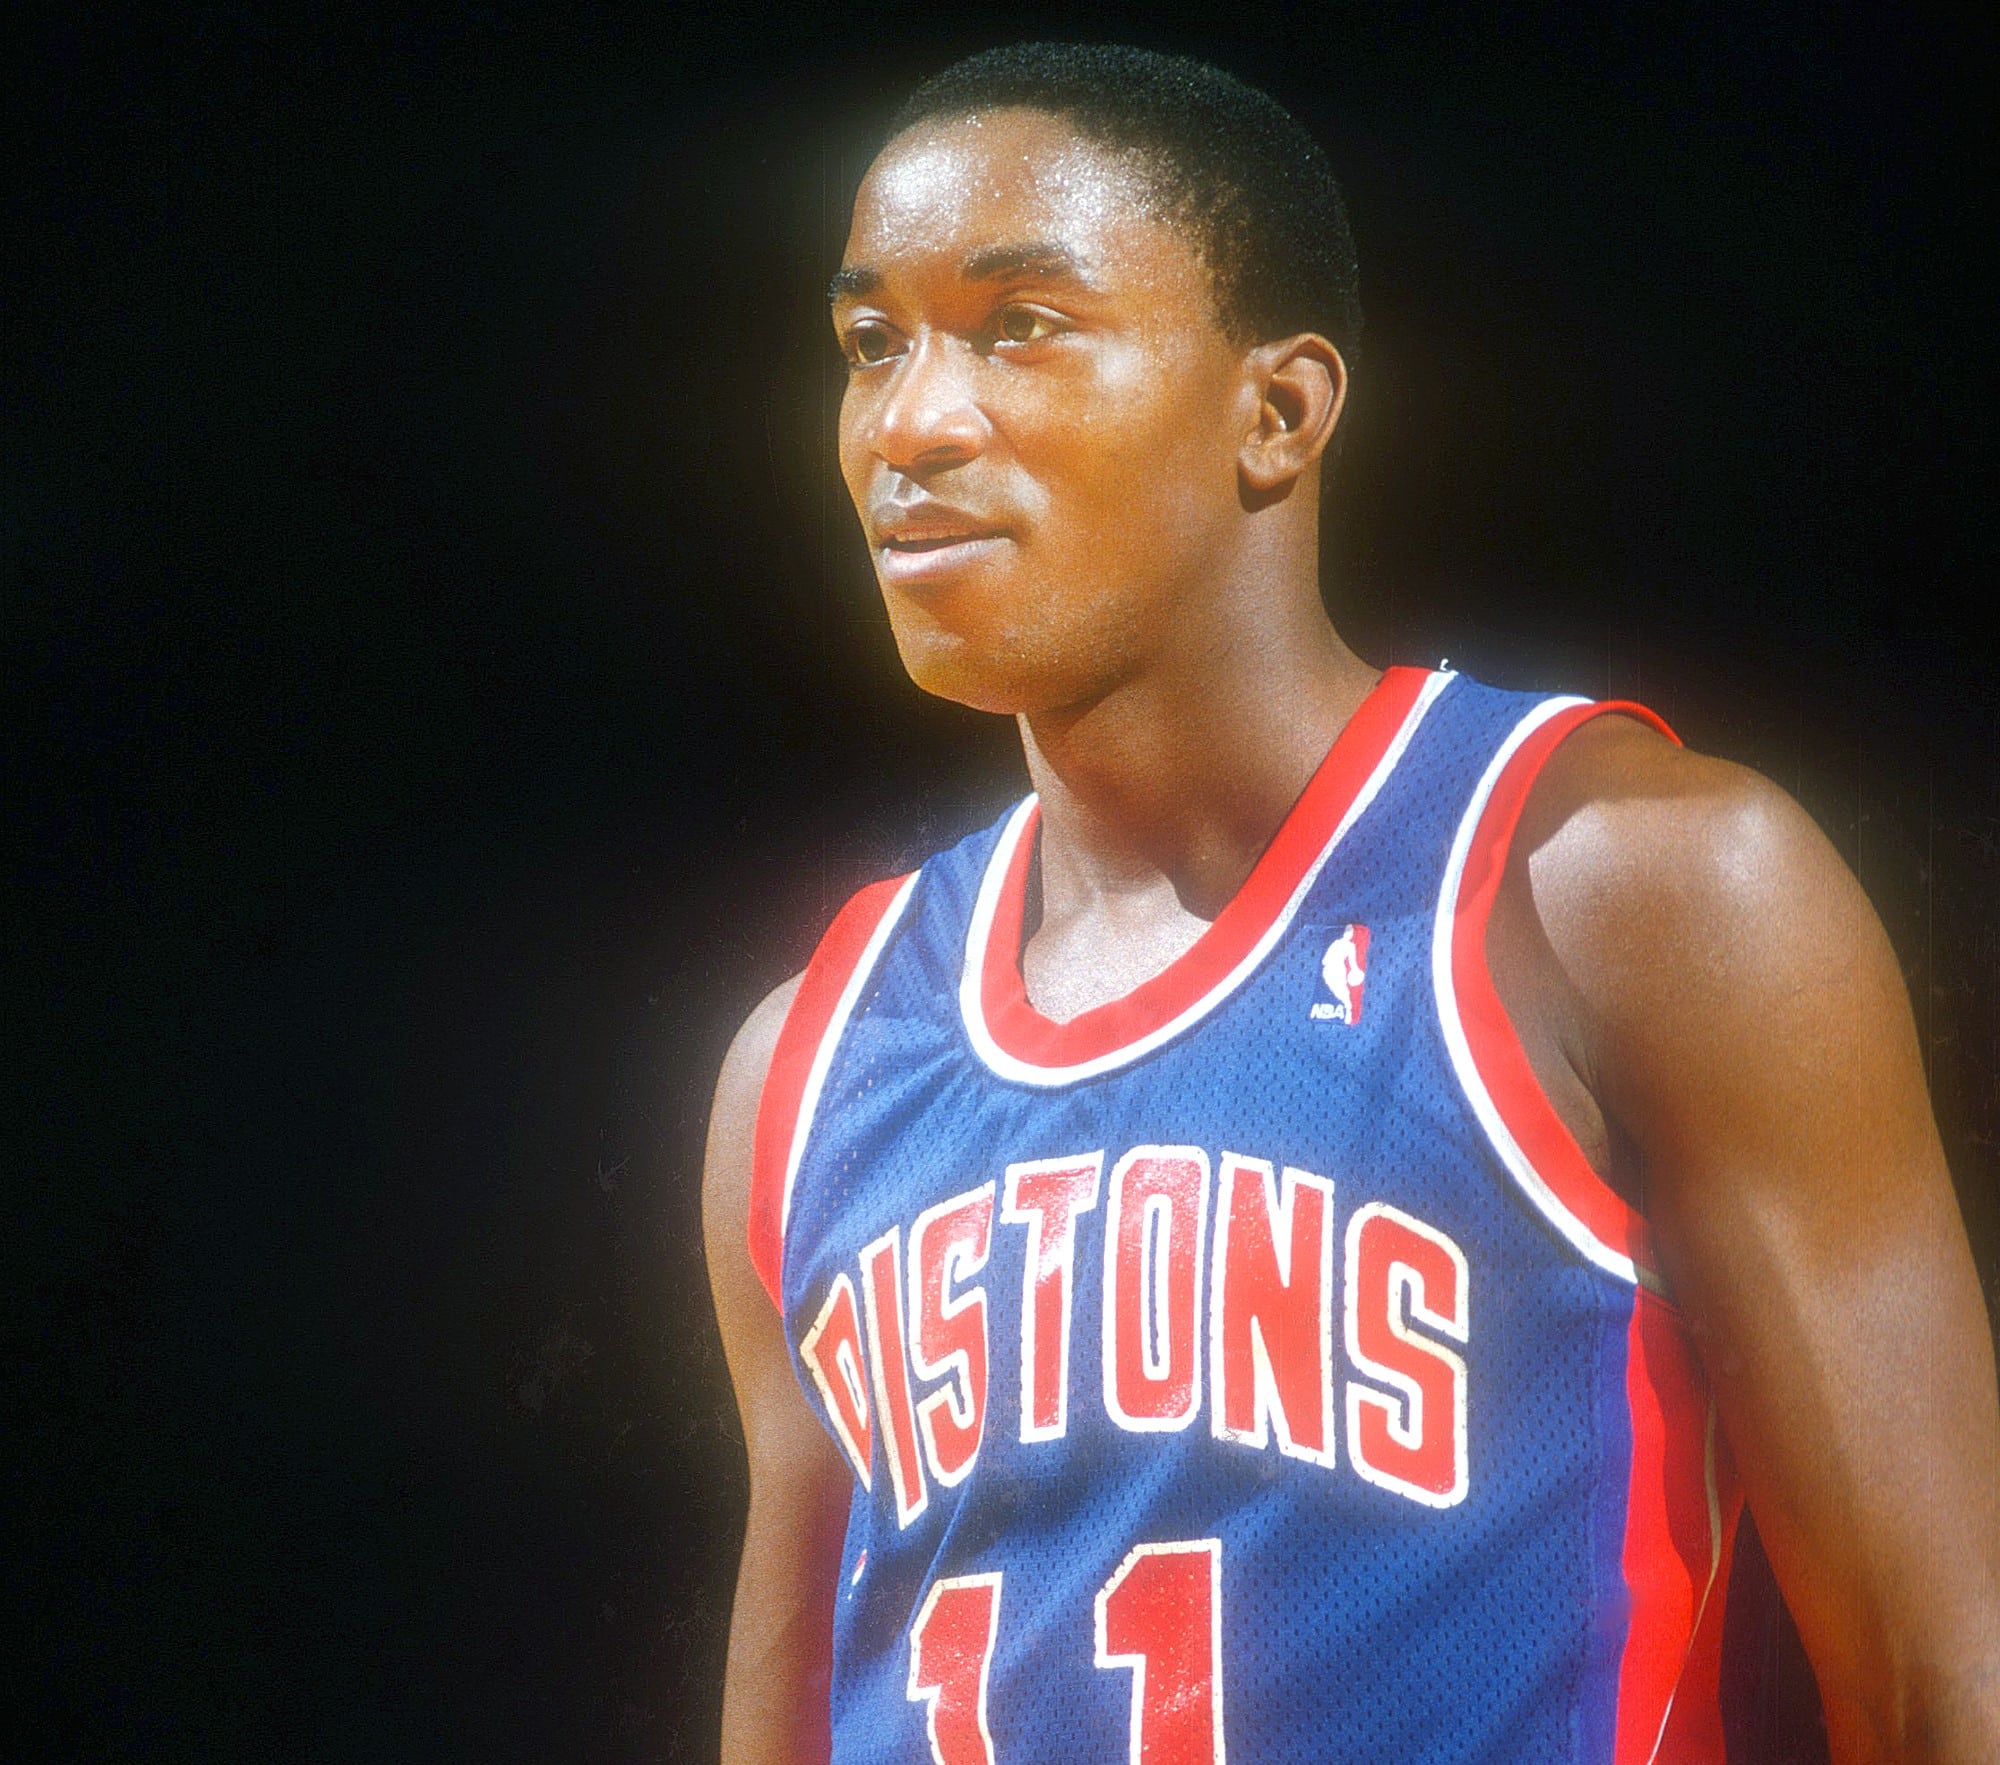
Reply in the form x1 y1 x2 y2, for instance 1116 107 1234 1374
1430 696 1658 1289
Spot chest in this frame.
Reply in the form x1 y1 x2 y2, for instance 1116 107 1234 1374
779 887 1570 1529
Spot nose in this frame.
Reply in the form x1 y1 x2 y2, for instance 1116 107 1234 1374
866 330 989 477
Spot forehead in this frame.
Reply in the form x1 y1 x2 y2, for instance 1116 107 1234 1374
843 108 1205 297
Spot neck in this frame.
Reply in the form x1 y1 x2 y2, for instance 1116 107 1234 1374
1018 575 1378 924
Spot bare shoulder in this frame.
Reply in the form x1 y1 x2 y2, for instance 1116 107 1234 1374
1512 709 1924 1162
1515 711 1889 1001
703 974 804 1309
1520 712 1850 916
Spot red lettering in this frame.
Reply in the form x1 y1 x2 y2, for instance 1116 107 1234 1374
1001 1154 1102 1443
1210 1154 1336 1465
909 1183 996 1486
1104 1147 1210 1432
799 1271 873 1489
1344 1202 1470 1507
861 1225 930 1528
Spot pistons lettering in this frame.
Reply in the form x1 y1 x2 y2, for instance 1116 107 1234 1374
908 1182 996 1487
1001 1154 1101 1443
801 1145 1471 1523
1210 1154 1337 1467
1344 1202 1470 1506
1102 1147 1209 1434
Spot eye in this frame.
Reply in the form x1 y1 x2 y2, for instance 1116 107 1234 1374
845 320 899 367
994 305 1057 346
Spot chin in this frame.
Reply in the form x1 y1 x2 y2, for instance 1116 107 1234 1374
878 582 1013 712
891 628 1033 715
892 631 1120 719
879 567 1131 716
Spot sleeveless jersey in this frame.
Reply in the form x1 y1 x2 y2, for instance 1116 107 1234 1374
748 667 1746 1764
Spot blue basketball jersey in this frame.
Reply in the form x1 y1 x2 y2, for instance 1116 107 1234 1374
747 667 1744 1764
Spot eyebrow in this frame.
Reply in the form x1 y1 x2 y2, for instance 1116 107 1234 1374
963 242 1092 284
826 264 881 303
826 242 1094 305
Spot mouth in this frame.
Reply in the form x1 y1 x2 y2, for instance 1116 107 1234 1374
875 528 1010 583
883 531 986 553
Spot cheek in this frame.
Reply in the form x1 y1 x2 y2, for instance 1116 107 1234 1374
1028 348 1235 527
1018 433 1227 602
836 393 871 511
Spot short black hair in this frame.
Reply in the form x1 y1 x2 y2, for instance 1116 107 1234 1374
886 42 1361 357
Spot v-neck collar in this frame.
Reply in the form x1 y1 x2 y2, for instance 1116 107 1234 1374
958 666 1449 1086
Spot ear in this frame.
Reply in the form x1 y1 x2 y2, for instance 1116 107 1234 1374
1238 334 1348 498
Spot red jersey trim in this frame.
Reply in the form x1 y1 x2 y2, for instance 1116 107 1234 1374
960 666 1448 1087
748 872 919 1311
1433 696 1678 1287
1613 1292 1738 1762
1647 1442 1743 1762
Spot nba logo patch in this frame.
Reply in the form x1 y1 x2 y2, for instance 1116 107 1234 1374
1312 923 1370 1024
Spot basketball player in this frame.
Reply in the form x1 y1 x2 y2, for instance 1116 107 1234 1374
704 44 2000 1763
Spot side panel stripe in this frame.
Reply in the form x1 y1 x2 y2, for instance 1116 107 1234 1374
1652 1424 1743 1761
1434 697 1677 1284
747 872 918 1311
1613 1291 1734 1764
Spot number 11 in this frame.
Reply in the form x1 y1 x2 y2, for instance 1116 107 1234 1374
908 1538 1225 1763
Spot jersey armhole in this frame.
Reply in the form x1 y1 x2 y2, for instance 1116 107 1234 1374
1433 698 1678 1292
747 872 920 1312
1433 702 1750 1756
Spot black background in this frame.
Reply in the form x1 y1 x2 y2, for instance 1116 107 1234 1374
13 4 1996 1759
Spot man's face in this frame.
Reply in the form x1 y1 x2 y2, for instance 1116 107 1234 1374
833 108 1252 715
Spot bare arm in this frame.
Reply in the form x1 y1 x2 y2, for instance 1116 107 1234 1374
704 976 852 1764
1518 720 2000 1762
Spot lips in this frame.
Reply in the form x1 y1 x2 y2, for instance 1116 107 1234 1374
874 509 1006 548
882 530 988 553
871 505 1011 583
